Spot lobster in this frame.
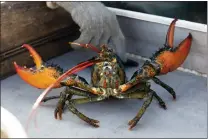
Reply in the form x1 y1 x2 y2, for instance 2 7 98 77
14 19 192 130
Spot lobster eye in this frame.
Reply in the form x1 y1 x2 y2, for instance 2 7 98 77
108 48 113 52
104 62 108 66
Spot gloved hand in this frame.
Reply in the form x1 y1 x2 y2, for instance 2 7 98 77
46 1 127 62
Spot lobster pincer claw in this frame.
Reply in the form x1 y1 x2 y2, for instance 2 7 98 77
141 18 192 76
152 19 192 75
13 44 63 89
119 19 192 93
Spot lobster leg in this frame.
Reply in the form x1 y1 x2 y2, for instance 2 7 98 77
116 82 166 110
48 87 85 119
60 74 103 95
115 86 166 130
65 86 97 97
152 90 167 110
53 82 106 127
42 83 98 102
42 77 91 103
54 86 97 120
124 88 167 110
42 96 60 102
66 101 100 128
152 77 176 100
128 90 154 130
54 89 69 120
66 96 105 127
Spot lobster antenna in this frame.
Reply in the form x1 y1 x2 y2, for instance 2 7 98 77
69 42 101 53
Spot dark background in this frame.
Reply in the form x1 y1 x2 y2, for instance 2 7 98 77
102 1 207 24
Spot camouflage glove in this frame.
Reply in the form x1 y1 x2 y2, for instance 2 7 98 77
46 1 127 63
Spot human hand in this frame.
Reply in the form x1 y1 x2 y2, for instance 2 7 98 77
46 1 127 62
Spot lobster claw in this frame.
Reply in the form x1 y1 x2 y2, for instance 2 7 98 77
120 19 192 93
13 44 63 89
151 19 192 75
135 19 192 77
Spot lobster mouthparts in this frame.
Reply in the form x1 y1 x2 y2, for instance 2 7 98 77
13 44 63 89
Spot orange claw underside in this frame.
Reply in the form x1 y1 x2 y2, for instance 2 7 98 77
13 44 62 89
